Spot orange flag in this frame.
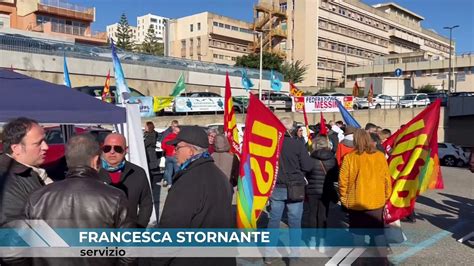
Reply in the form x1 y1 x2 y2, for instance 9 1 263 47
382 99 443 223
368 82 374 103
101 70 112 103
224 72 241 155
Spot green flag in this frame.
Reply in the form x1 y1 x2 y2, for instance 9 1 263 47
170 73 186 97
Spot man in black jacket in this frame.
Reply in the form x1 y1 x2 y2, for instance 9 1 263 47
25 134 133 266
0 117 51 227
159 125 235 266
99 133 153 228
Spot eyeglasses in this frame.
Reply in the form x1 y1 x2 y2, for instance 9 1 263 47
102 145 125 154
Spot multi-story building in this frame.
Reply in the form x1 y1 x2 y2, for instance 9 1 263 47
106 13 168 45
106 22 138 44
254 0 452 89
0 0 106 45
136 13 167 44
168 12 254 65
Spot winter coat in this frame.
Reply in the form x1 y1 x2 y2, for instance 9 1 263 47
275 133 313 188
211 135 239 186
144 130 159 170
162 132 178 157
306 149 339 202
0 154 45 226
336 138 355 167
99 161 153 228
158 156 235 266
25 166 134 266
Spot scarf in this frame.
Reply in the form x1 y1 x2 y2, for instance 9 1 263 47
179 152 210 171
101 158 126 172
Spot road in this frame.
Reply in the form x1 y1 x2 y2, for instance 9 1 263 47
151 165 474 265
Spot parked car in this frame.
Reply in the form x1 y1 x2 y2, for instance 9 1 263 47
427 92 448 107
353 94 399 109
399 93 430 108
438 142 470 167
450 92 474 97
232 96 249 113
74 86 146 103
261 92 292 111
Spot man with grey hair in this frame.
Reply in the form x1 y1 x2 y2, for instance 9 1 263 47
159 125 235 265
25 134 133 265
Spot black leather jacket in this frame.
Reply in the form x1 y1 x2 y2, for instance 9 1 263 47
25 166 133 228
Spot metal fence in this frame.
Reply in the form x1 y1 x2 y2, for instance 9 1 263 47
0 34 281 80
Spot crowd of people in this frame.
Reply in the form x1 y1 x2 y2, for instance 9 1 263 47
1 115 472 266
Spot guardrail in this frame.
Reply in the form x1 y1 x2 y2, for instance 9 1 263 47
0 34 282 80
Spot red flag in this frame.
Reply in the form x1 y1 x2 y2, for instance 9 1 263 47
368 82 374 103
382 99 443 223
352 81 359 97
319 112 328 136
224 72 241 155
101 70 112 103
289 81 303 97
236 93 286 228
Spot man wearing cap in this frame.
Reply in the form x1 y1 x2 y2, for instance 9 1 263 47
335 126 356 167
158 126 235 265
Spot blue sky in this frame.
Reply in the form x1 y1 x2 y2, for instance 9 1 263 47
81 0 473 53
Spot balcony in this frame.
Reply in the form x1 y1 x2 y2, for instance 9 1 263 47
38 0 95 22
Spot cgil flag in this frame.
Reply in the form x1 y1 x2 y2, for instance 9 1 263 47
101 70 112 103
382 99 443 223
236 93 286 228
111 39 131 103
336 99 361 128
289 81 304 97
224 72 241 155
63 54 71 88
170 73 186 97
319 112 328 136
241 69 254 91
270 70 282 92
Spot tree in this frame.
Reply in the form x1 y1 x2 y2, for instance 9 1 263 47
417 84 438 93
116 13 134 51
139 25 164 56
235 52 283 70
279 60 308 83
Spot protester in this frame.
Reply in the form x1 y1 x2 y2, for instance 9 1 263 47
207 128 218 154
335 121 345 131
99 133 153 228
339 129 392 260
144 121 160 173
0 117 51 226
330 122 344 142
266 117 312 262
159 119 179 142
294 126 306 145
211 134 239 189
365 122 378 133
305 136 339 251
159 126 235 266
25 134 133 266
380 129 392 144
335 125 356 167
161 126 180 188
370 132 385 153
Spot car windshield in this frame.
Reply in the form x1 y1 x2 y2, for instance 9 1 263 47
401 95 416 100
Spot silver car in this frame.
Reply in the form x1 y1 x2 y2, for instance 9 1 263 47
354 94 399 109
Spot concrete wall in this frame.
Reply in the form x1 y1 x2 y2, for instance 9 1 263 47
143 107 447 143
0 49 289 97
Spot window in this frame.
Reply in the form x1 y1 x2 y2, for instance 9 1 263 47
225 24 231 29
232 26 238 31
218 55 224 59
213 54 219 59
197 22 201 31
218 23 224 27
151 18 157 23
213 21 218 26
190 24 193 32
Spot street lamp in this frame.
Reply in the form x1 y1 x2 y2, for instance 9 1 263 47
443 25 459 94
258 31 263 101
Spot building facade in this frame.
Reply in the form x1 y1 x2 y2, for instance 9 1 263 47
106 22 138 44
106 13 168 45
255 0 452 89
168 12 254 65
0 0 106 45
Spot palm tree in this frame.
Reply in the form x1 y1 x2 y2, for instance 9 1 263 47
280 60 308 83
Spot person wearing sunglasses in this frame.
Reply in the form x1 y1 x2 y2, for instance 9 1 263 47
158 126 235 266
99 133 153 228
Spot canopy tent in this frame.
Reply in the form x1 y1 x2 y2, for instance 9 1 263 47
0 69 126 124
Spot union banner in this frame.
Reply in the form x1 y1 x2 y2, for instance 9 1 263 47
236 93 286 228
383 99 443 223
